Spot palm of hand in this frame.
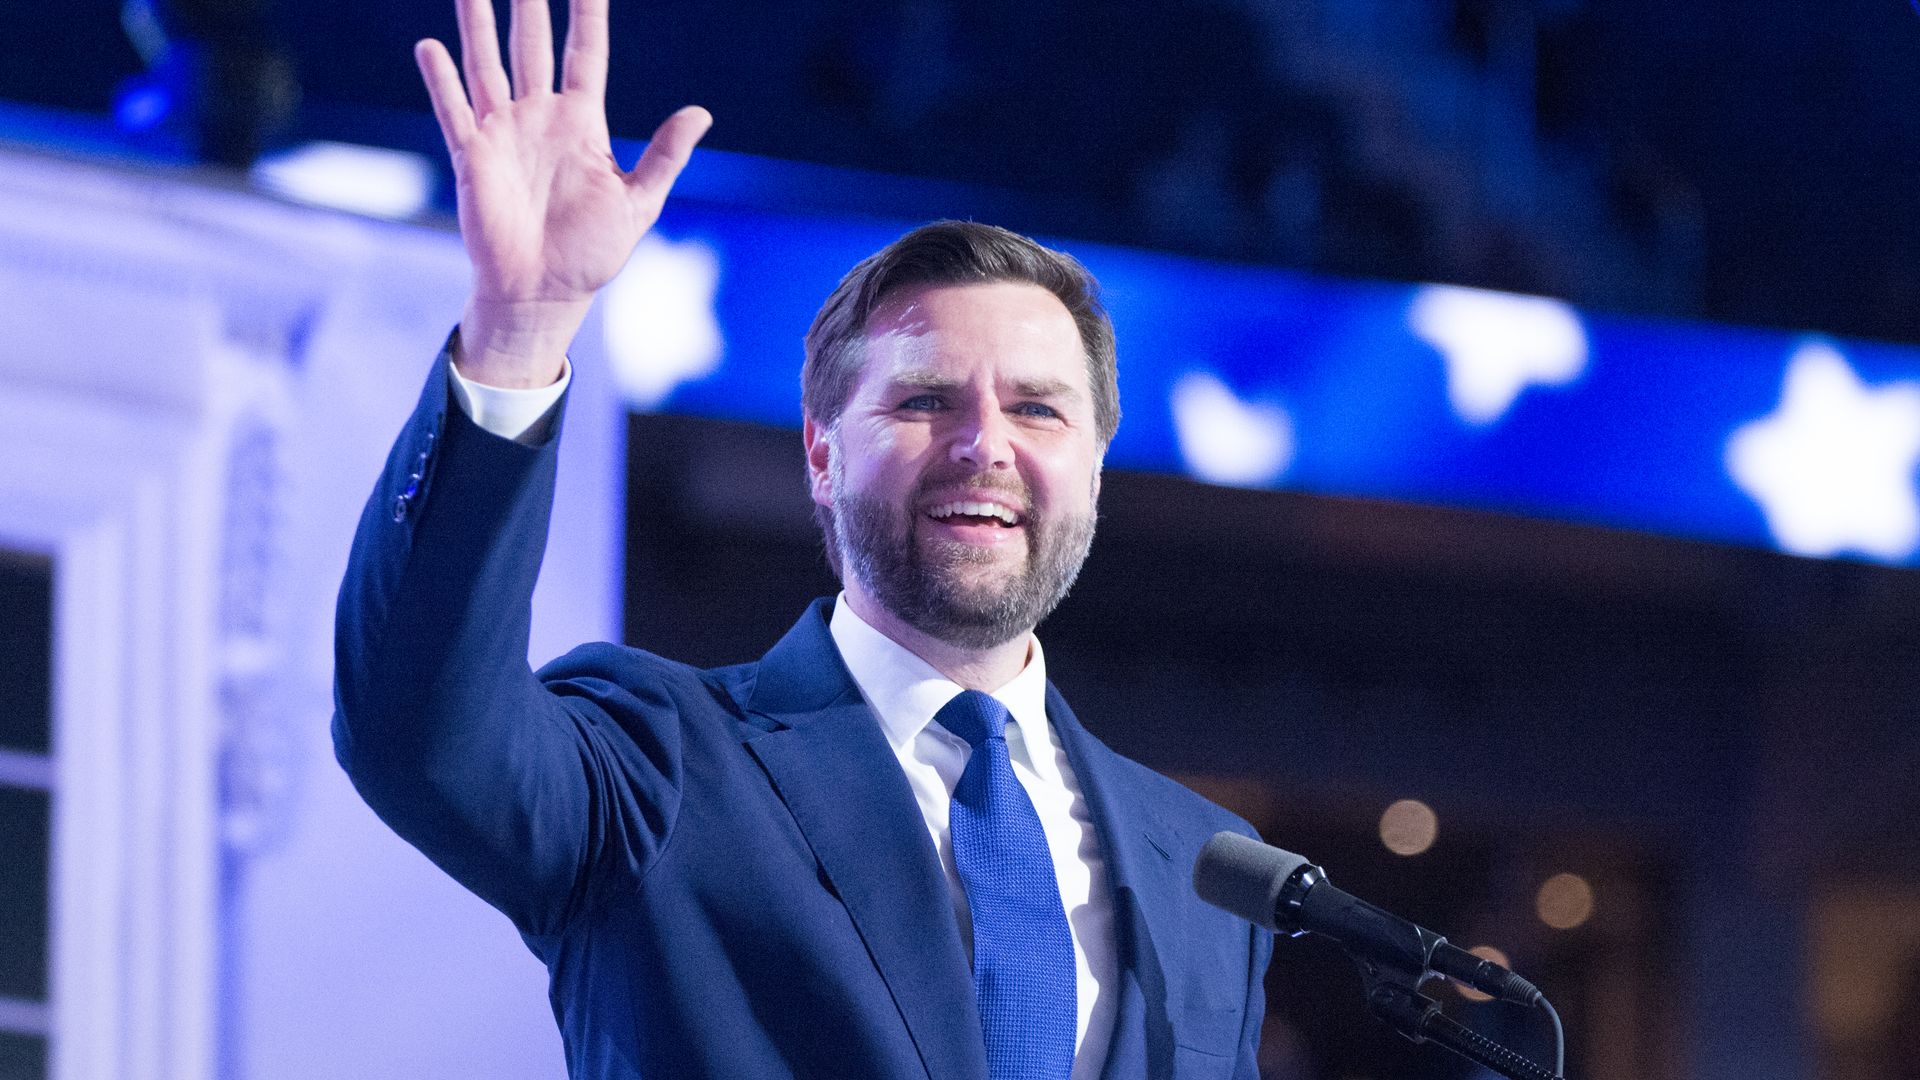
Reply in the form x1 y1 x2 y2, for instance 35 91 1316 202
414 0 709 350
457 95 645 305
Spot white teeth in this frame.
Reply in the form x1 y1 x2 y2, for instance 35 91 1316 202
927 500 1020 525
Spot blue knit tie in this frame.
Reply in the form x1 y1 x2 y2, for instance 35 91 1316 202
938 689 1076 1080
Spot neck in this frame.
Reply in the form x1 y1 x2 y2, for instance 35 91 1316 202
841 585 1032 692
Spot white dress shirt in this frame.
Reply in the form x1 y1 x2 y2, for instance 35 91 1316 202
454 362 1119 1078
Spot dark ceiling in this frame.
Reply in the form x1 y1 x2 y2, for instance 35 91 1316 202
8 0 1920 342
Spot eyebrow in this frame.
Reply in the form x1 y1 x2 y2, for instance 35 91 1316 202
889 371 1082 399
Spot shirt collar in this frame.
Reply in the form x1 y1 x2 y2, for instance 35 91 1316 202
828 593 1059 781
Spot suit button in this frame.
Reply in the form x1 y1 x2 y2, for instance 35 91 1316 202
391 494 410 522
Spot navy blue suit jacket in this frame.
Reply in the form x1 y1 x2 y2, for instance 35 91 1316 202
333 349 1272 1079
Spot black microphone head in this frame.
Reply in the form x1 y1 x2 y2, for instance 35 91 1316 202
1193 832 1310 932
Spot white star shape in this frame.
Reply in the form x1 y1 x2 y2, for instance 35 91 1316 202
602 234 725 409
1726 341 1920 561
1407 285 1589 426
1170 371 1294 488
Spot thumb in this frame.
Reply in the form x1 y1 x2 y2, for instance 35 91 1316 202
627 106 712 204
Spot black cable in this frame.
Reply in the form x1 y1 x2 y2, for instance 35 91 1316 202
1538 994 1566 1077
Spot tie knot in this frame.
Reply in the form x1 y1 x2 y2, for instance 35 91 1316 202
935 689 1010 749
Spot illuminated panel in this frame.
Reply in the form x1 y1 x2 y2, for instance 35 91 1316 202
8 101 1916 565
639 198 1920 566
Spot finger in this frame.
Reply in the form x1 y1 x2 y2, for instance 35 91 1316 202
415 39 477 153
626 106 713 204
508 0 555 98
559 0 608 99
453 0 512 117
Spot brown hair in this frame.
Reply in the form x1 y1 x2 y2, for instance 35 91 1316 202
801 220 1120 445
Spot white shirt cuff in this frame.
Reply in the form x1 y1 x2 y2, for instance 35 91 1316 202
448 358 572 444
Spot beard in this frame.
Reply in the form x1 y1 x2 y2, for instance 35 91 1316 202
830 459 1098 650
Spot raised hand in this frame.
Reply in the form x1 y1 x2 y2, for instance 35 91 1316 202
415 0 711 386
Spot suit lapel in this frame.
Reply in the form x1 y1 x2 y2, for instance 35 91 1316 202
742 601 987 1080
1044 685 1185 1080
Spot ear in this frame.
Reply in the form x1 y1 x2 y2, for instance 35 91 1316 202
802 414 834 509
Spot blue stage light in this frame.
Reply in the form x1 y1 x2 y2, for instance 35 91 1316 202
113 75 175 133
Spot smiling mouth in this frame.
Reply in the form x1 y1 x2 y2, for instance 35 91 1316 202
925 500 1024 528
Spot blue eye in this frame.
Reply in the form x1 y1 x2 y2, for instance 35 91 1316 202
1014 402 1061 419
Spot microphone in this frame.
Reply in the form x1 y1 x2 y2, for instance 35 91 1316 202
1193 832 1541 1006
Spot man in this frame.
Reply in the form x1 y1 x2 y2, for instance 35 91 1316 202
332 0 1271 1076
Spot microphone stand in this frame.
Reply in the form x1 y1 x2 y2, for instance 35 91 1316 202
1357 962 1565 1080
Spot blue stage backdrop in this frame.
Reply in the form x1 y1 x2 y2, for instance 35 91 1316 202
15 95 1916 568
613 195 1920 568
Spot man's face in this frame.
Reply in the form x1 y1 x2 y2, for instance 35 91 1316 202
805 281 1104 649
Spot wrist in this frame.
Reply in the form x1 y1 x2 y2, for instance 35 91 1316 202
454 296 592 388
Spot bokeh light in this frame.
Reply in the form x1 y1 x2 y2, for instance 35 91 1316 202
1378 798 1439 856
1536 872 1597 930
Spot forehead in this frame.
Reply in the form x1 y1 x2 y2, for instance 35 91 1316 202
857 281 1087 390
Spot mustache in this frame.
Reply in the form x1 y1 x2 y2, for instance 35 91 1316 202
912 470 1033 515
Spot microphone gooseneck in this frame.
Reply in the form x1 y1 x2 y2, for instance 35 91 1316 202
1193 832 1541 1006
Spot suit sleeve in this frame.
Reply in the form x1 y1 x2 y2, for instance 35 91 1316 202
331 341 680 937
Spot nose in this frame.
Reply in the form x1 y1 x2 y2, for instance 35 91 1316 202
950 400 1015 471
